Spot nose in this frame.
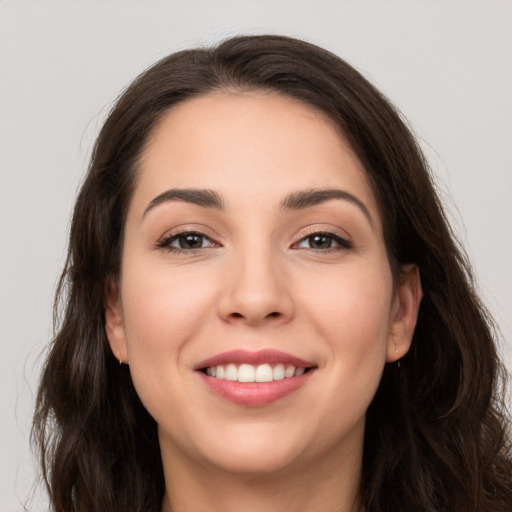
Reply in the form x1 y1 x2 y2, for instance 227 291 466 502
218 248 295 327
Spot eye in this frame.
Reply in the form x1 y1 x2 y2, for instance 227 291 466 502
293 232 352 251
157 231 218 252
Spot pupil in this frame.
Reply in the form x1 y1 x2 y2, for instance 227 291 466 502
310 235 331 249
179 234 202 249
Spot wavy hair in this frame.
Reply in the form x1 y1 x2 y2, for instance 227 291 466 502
33 35 512 512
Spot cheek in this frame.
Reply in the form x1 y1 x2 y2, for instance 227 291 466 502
304 259 392 333
290 264 394 450
300 260 393 391
122 261 217 348
119 261 219 405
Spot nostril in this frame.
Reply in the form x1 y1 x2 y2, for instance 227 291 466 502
229 311 280 320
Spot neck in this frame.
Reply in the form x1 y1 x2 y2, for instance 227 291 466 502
160 437 365 512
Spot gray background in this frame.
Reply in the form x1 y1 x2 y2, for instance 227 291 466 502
1 1 511 510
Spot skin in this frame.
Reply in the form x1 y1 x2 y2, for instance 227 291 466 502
105 92 422 512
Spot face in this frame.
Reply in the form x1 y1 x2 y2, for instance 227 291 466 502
106 92 421 478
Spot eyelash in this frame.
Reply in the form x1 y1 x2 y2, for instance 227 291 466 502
291 230 353 252
156 229 353 254
156 230 219 254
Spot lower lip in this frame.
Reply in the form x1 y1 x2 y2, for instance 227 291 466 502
198 371 314 406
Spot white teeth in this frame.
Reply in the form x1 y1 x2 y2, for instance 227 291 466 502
273 363 285 381
225 364 238 381
205 363 310 382
255 364 273 382
238 364 255 382
285 364 295 378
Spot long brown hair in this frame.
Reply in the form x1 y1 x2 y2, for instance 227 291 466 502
33 35 512 512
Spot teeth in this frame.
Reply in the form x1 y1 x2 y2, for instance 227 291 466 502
273 363 285 380
205 363 309 382
285 364 295 378
238 364 255 382
294 367 305 377
255 363 273 382
225 364 238 381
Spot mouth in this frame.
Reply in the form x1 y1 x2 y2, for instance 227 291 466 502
195 349 317 406
202 363 310 382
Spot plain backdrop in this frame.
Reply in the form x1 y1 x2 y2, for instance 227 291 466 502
1 1 511 510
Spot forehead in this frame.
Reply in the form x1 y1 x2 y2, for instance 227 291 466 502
131 92 380 221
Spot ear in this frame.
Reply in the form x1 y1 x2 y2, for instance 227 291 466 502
105 278 128 364
386 264 422 362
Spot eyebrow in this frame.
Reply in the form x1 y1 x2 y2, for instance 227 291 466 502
142 186 373 227
281 188 374 227
142 188 224 218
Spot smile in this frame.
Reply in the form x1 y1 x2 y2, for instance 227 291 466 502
195 349 316 406
204 363 306 382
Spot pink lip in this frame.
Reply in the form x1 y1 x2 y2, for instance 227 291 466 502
194 349 317 406
194 349 315 370
198 371 315 406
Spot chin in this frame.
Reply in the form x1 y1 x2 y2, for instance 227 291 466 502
205 440 304 477
164 419 311 477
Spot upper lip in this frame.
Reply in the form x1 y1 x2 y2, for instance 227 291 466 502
194 349 316 370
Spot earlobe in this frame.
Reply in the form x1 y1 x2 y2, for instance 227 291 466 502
386 264 422 363
105 278 128 364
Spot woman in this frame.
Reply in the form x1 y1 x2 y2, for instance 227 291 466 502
33 35 512 512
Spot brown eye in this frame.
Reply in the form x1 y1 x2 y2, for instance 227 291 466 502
307 234 333 249
294 232 352 251
157 231 218 252
177 234 205 249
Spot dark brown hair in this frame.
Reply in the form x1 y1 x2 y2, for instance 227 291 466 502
33 35 511 512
